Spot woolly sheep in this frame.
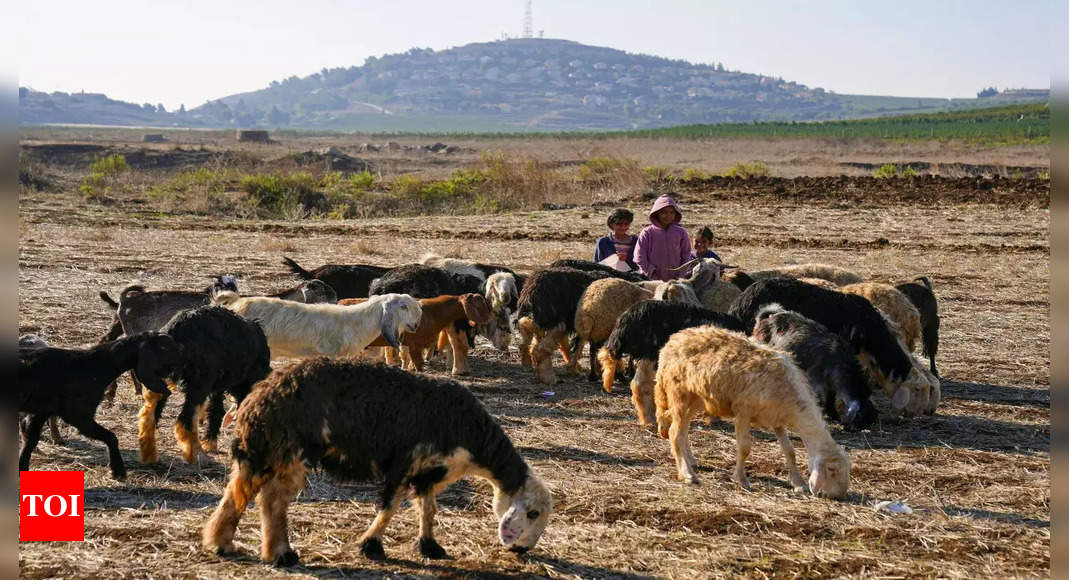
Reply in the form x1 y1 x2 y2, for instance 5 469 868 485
572 278 653 381
202 358 552 566
749 264 863 286
282 256 391 300
655 325 851 498
840 282 922 353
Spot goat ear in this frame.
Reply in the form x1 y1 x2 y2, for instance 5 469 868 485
379 301 401 349
137 338 174 395
462 294 492 325
891 386 910 411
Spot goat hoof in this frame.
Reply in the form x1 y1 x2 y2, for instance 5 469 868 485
214 545 236 557
418 537 449 559
111 468 127 482
680 474 699 485
273 550 300 567
508 545 530 555
734 478 752 492
361 537 386 561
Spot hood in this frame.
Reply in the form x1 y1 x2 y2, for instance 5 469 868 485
648 195 682 227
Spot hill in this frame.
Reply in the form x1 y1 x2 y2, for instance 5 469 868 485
19 39 1049 131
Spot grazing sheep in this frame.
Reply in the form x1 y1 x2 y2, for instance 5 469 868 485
212 291 422 358
282 256 391 300
515 267 610 384
895 276 940 377
652 279 701 305
485 271 522 315
365 294 492 375
549 258 648 283
840 282 922 353
597 301 746 426
18 333 182 480
572 278 654 381
752 304 877 430
415 256 523 350
18 335 63 444
137 306 272 465
268 279 338 304
749 264 863 286
654 325 851 498
729 277 932 417
202 358 552 566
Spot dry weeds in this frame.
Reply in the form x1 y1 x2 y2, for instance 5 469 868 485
16 138 1049 579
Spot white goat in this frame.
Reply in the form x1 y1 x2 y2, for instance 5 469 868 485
212 291 421 358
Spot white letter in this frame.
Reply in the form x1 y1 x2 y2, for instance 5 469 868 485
43 495 68 517
68 495 81 517
21 494 43 517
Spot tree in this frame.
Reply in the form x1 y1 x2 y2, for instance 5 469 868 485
977 86 998 98
177 104 187 116
156 103 166 113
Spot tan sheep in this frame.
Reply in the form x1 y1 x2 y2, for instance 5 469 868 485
654 325 851 498
750 263 864 286
840 282 921 353
572 279 653 380
796 277 840 291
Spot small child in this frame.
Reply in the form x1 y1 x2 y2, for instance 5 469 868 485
634 194 692 281
691 226 722 261
593 208 638 271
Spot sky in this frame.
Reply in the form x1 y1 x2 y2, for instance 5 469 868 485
16 0 1055 111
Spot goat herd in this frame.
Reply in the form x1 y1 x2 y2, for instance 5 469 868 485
17 251 942 567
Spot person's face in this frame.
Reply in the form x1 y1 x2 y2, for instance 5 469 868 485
611 220 631 237
694 236 711 254
656 206 677 227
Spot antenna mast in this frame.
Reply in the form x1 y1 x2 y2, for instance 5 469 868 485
523 0 533 38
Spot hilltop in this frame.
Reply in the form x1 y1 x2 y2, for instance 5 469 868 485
19 39 1048 131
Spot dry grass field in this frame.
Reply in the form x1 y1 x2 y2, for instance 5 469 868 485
18 133 1049 578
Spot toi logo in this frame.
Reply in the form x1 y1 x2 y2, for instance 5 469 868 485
19 471 85 542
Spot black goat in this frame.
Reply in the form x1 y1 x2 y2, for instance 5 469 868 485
202 358 552 566
17 333 182 480
753 304 878 431
18 335 64 444
596 300 745 426
549 258 648 283
895 276 940 377
283 256 390 300
729 277 932 417
515 267 610 384
267 279 338 304
138 306 272 465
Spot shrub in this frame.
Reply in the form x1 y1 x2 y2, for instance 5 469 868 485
349 170 375 191
90 154 129 177
643 165 675 185
239 171 317 215
81 154 131 199
681 167 711 182
723 161 769 179
902 166 918 178
578 156 641 184
873 163 898 179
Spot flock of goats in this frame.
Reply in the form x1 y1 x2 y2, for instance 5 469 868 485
18 251 941 567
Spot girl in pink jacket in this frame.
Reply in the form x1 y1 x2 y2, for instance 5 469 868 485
634 195 692 281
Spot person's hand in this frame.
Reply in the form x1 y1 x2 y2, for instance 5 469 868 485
616 250 629 261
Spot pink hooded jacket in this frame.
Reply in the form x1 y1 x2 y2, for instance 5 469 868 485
634 195 692 281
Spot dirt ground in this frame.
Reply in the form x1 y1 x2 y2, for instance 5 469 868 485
17 135 1049 578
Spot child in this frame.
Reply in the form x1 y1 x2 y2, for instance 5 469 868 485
634 195 692 281
593 208 638 271
691 226 722 261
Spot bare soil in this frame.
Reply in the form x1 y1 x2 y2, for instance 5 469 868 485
17 135 1049 578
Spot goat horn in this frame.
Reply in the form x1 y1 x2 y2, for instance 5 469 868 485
670 259 700 272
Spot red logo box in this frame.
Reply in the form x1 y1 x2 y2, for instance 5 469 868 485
19 471 85 541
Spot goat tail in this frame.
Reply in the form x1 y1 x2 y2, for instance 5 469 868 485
282 256 312 279
755 302 785 324
99 291 119 309
913 275 934 290
212 290 242 307
597 347 618 394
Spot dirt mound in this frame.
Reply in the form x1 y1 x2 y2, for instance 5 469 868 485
673 175 1049 207
290 147 374 174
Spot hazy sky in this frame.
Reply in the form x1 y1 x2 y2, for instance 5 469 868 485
17 0 1054 111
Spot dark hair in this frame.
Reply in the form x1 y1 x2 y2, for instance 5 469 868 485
695 226 714 241
607 208 634 227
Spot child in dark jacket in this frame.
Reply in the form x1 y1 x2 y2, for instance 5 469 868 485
691 226 722 261
593 208 638 271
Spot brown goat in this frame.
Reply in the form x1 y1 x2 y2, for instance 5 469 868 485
364 294 492 375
